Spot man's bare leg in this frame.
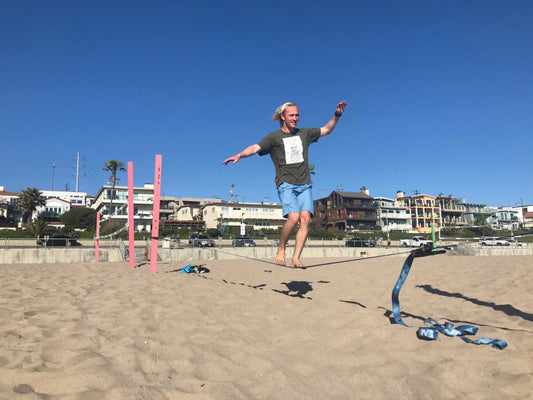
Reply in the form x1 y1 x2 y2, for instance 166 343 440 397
291 211 310 268
276 213 300 265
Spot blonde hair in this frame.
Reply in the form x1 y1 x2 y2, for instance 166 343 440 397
272 102 298 126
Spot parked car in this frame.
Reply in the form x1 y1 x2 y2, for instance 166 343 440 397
232 237 256 247
479 237 509 246
506 239 523 246
399 236 433 247
188 234 215 248
37 235 81 247
345 238 376 247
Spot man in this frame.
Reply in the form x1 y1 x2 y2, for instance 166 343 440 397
222 100 347 268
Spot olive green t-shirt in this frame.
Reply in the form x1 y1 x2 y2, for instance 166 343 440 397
257 127 321 187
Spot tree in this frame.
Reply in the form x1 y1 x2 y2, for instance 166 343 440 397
103 159 126 187
27 217 52 237
60 207 97 230
19 187 46 223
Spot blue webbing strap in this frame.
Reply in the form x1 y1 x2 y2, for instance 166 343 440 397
391 245 507 350
391 253 414 327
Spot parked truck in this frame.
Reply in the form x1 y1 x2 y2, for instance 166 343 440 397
478 237 510 246
399 236 433 247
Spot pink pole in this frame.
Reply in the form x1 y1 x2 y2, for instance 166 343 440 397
95 211 100 262
128 161 135 268
150 154 162 273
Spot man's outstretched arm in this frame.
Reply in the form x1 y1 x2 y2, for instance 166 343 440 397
222 144 261 165
320 101 348 137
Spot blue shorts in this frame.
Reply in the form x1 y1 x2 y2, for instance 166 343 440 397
277 182 314 218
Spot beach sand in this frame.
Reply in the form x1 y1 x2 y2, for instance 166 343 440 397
0 255 531 399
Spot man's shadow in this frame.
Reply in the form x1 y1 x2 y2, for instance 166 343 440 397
273 281 314 299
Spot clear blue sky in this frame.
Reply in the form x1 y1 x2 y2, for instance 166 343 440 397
2 1 532 207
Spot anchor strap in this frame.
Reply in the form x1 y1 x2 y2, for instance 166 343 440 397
391 245 507 349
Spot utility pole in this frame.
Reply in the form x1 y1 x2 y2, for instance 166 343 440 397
75 152 80 192
51 164 56 190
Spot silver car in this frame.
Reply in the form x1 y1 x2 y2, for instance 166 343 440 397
189 234 215 247
232 237 256 247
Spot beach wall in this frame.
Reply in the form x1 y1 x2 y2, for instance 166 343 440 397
1 244 532 264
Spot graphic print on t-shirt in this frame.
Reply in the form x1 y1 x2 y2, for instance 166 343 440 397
282 136 304 164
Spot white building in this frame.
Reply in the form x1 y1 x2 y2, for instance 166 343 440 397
35 197 71 221
40 190 88 206
373 197 411 232
91 183 155 232
0 186 21 227
203 202 285 233
488 208 520 231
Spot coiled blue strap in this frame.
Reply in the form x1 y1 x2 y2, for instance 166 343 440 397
391 254 414 326
392 248 507 350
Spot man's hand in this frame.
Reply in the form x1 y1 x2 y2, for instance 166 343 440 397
222 144 261 165
320 100 348 136
335 101 348 116
222 155 240 165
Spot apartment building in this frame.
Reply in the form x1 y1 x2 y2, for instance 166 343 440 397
91 183 155 232
487 208 520 231
314 190 377 232
161 197 222 230
462 203 495 226
435 194 467 227
396 191 442 233
373 197 411 232
202 202 285 233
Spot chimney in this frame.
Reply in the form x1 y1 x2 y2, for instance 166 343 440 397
396 190 404 199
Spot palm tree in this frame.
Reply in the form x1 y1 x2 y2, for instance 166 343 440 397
103 159 126 187
19 187 46 223
28 217 50 237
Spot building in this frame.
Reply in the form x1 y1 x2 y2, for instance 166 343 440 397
487 208 520 231
436 194 467 227
314 189 377 232
35 197 71 223
91 183 155 232
40 190 88 206
462 204 495 227
0 186 21 228
373 197 411 232
523 211 533 230
396 191 442 233
161 197 222 231
163 204 206 231
511 204 533 228
172 197 221 208
202 202 285 234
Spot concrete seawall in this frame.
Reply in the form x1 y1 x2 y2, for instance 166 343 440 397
1 244 532 264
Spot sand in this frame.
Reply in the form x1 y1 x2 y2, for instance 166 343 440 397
0 255 531 399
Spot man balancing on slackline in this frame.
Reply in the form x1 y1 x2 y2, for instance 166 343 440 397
222 100 348 268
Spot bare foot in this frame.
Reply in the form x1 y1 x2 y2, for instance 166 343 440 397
290 259 306 269
275 249 286 266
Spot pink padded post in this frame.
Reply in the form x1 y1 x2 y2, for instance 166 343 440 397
150 154 162 273
128 161 135 268
95 211 100 262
